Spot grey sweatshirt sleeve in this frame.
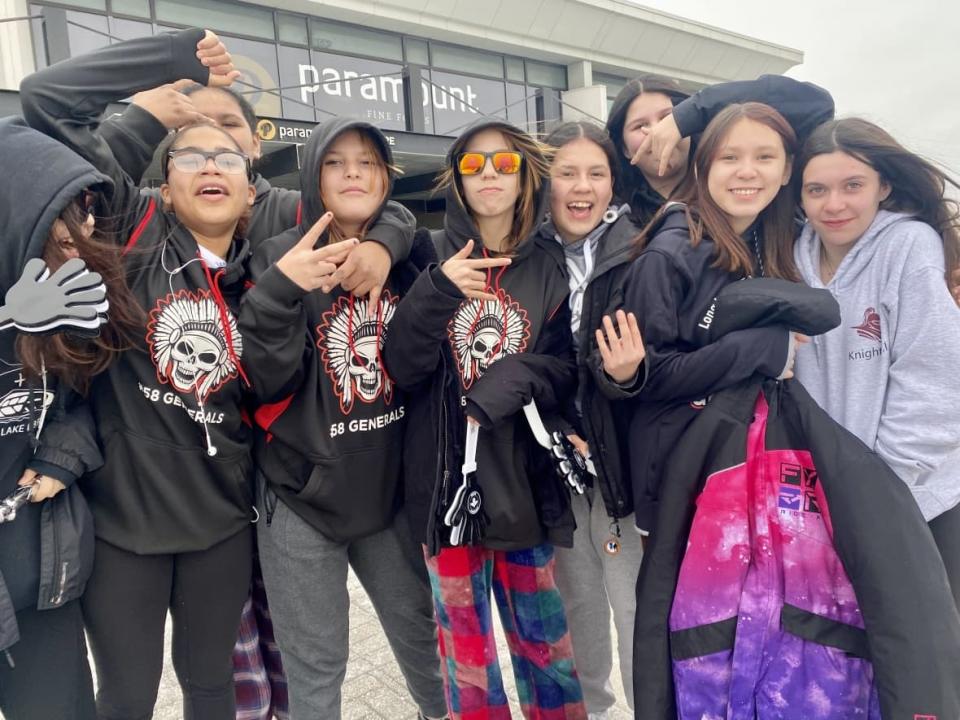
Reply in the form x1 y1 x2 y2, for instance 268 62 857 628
875 226 960 516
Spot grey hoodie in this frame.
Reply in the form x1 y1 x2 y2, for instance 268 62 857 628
794 209 960 519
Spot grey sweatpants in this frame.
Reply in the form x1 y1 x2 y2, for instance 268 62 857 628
256 485 447 720
554 488 644 715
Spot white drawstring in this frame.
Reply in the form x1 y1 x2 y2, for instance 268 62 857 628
34 355 49 442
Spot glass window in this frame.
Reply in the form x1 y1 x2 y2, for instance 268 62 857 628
155 0 274 40
427 70 505 136
222 35 281 118
309 19 402 62
525 60 566 89
110 0 149 18
594 72 628 98
430 43 503 79
276 45 316 122
277 13 307 46
42 0 105 10
505 57 524 83
305 49 405 131
66 10 110 55
109 16 152 41
404 37 428 66
505 83 531 130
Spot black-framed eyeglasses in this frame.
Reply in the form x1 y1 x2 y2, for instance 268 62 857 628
165 149 251 179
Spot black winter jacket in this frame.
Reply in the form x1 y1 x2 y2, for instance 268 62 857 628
239 117 421 541
538 213 648 520
623 205 790 530
0 118 101 651
383 120 577 554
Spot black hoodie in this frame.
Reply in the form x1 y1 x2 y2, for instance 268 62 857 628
20 29 261 554
238 118 424 542
0 118 102 644
383 120 577 553
623 204 791 531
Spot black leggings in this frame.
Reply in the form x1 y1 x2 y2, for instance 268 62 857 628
82 529 252 720
0 600 95 720
930 502 960 611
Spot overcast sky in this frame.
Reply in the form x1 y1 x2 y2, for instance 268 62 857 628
633 0 960 176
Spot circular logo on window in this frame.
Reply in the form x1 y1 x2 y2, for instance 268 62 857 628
256 119 277 141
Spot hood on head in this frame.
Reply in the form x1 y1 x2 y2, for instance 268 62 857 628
0 118 112 290
441 119 551 259
297 117 396 234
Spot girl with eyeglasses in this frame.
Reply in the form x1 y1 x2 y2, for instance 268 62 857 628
235 117 448 720
383 121 587 719
20 29 268 719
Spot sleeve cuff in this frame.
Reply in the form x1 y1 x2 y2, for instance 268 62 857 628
671 99 699 138
253 263 308 309
463 401 493 429
27 460 79 487
169 28 211 87
120 102 171 142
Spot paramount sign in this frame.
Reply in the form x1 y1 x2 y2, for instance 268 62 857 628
297 64 481 114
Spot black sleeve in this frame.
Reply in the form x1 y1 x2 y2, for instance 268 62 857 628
464 300 577 428
672 75 835 144
236 238 315 403
625 249 789 404
382 265 464 389
28 394 102 488
19 29 209 219
98 104 170 184
365 201 416 266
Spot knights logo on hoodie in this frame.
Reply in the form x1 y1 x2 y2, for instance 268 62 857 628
448 290 530 389
146 289 244 401
316 292 397 415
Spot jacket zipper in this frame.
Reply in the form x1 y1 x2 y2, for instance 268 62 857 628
49 510 66 606
580 279 628 520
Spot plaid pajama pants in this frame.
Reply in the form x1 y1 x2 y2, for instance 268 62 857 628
233 555 289 720
425 543 586 720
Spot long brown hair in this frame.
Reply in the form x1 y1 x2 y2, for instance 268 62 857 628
637 102 800 280
796 117 960 295
16 198 144 393
320 128 396 245
437 123 552 254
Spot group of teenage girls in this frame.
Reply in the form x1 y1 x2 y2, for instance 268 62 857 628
1 24 958 720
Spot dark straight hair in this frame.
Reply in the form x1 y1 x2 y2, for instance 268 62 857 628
606 74 690 200
638 102 800 281
181 83 258 134
796 117 960 295
545 121 620 193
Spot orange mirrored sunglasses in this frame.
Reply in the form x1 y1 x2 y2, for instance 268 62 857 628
457 151 523 176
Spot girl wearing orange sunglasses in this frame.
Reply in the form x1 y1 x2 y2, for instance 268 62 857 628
383 120 587 719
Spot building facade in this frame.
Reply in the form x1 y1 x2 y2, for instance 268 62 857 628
0 0 802 213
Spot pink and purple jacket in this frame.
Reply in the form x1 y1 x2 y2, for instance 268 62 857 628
634 379 960 720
